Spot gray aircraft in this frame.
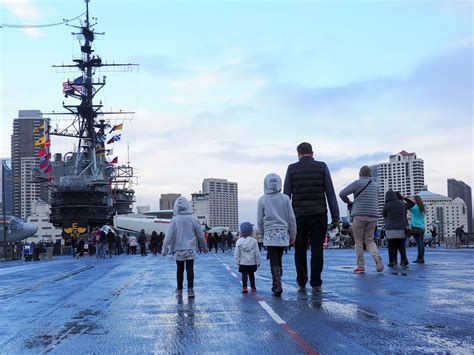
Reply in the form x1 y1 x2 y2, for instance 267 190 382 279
0 216 38 243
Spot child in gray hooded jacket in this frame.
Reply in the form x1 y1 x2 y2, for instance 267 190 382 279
257 173 297 296
162 197 208 298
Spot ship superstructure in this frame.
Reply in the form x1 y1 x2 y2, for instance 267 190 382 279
46 0 137 233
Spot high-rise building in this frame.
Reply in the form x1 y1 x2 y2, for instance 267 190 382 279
20 157 42 220
447 179 472 232
11 110 49 218
417 191 468 240
191 192 210 227
371 151 426 227
202 178 238 232
0 159 13 216
159 193 181 210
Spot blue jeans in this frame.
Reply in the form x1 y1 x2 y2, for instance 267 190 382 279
98 243 106 258
413 235 425 259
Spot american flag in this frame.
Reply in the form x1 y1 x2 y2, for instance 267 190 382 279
63 76 84 94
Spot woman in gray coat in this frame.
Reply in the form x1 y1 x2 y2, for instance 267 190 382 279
382 190 414 267
257 173 297 296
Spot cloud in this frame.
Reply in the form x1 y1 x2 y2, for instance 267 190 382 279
22 27 41 37
1 0 43 37
130 54 189 78
1 0 41 20
266 41 473 127
322 151 392 172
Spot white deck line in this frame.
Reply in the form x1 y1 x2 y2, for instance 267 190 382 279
259 300 286 325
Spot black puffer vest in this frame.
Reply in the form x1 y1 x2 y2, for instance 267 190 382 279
286 156 327 216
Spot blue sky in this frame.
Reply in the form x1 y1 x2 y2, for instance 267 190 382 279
1 0 472 223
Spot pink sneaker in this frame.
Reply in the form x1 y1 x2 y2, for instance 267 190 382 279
353 267 365 273
242 287 248 293
251 287 257 292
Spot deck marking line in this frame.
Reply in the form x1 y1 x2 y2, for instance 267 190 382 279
282 323 319 355
258 300 286 324
214 253 319 354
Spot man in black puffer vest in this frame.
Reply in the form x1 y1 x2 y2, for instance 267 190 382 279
284 142 339 292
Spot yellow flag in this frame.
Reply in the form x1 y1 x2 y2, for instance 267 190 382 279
115 123 123 131
34 136 46 146
39 123 45 129
33 127 40 133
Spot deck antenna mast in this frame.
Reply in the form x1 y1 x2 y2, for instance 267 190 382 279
46 0 138 228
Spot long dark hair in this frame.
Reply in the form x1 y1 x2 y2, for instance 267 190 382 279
414 195 425 214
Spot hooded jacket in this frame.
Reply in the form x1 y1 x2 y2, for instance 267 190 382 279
257 173 297 247
162 197 207 256
234 236 261 266
382 189 408 231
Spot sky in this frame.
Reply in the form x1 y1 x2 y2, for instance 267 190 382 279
0 0 473 224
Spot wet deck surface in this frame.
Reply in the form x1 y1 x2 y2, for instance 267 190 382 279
0 248 473 354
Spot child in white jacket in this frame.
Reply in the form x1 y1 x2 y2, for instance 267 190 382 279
234 222 261 293
162 197 208 298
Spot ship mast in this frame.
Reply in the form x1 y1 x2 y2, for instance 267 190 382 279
49 0 136 179
46 0 138 229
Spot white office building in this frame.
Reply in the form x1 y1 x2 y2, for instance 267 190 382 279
26 200 63 244
20 157 42 220
371 151 426 226
416 191 468 240
202 178 238 232
191 192 210 227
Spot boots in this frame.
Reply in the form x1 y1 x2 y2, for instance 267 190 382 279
271 266 283 297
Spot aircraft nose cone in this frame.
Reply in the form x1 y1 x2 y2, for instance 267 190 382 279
25 224 38 238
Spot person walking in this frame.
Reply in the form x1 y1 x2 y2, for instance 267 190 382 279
106 229 115 258
283 142 339 292
98 230 107 258
339 165 384 273
210 232 219 253
115 233 122 255
258 173 296 297
161 197 208 298
138 229 147 256
129 234 138 255
407 195 426 263
226 231 234 251
234 222 261 293
150 231 159 255
71 237 77 259
455 225 465 246
430 226 438 247
78 238 85 257
219 231 227 253
382 189 412 267
122 234 129 255
94 228 101 258
158 232 165 253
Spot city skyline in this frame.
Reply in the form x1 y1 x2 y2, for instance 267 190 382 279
0 1 472 223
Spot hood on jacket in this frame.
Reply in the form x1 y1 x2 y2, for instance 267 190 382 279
238 236 255 252
264 173 282 194
173 197 193 215
385 189 397 203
